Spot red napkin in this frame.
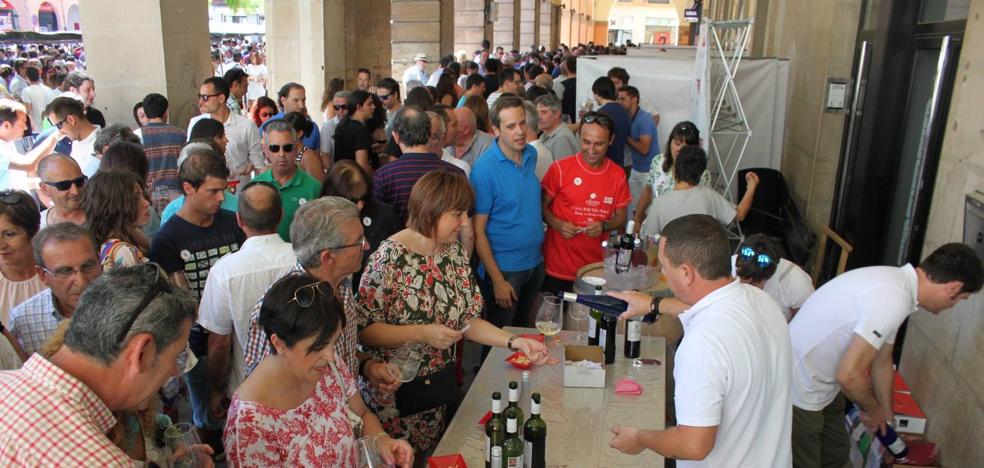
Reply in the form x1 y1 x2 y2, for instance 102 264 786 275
615 378 643 395
505 351 532 369
520 333 545 342
478 410 492 425
428 453 467 468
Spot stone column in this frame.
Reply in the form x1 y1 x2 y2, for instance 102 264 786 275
493 0 515 49
392 0 442 87
265 0 345 121
455 0 488 55
79 0 211 128
519 0 535 49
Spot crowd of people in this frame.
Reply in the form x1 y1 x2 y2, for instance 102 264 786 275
0 36 980 468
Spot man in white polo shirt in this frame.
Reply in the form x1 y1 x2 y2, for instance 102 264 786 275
788 243 982 468
609 214 793 467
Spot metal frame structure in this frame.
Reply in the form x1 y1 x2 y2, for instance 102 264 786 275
705 18 753 202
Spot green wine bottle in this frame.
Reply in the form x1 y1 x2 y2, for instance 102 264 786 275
503 412 525 468
485 391 505 468
506 381 525 431
587 285 603 346
523 393 546 468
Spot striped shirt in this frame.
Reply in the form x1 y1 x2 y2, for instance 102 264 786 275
8 289 65 356
0 355 133 466
140 122 186 193
371 152 465 225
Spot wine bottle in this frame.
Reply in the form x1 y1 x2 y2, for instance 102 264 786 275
624 316 641 358
877 424 909 459
506 381 525 431
523 393 546 468
503 413 525 468
587 285 602 346
485 391 506 468
615 220 636 273
600 312 617 364
562 291 628 317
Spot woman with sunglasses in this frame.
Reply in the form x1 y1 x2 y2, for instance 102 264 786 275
225 273 414 467
82 169 152 272
319 160 399 285
633 121 711 229
0 190 45 326
283 111 327 183
357 171 551 457
248 96 278 129
733 234 814 322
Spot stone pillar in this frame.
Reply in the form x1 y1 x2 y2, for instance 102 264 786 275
347 0 393 84
493 0 515 49
391 0 442 86
265 0 345 121
519 0 535 49
455 0 487 55
79 0 211 128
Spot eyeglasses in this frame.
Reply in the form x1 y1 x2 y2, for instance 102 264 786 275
198 92 222 101
52 117 68 130
267 143 296 153
41 260 100 279
739 246 773 268
373 139 388 145
330 236 368 251
0 190 29 205
377 93 392 100
290 280 333 308
259 111 276 118
42 175 86 191
581 112 614 127
115 263 172 344
333 105 346 111
348 193 370 204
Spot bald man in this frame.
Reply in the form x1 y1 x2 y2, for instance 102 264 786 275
452 106 493 166
37 153 86 228
198 180 298 419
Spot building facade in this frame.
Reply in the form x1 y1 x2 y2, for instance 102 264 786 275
0 0 81 32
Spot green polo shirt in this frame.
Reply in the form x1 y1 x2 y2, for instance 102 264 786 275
252 169 322 241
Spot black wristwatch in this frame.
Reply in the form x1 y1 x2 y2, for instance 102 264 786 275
643 296 663 323
506 335 519 350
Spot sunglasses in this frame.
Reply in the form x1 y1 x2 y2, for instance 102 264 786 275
267 143 296 153
377 93 392 100
115 263 172 344
198 92 222 101
290 281 333 308
581 112 614 127
52 117 68 130
333 105 346 111
259 111 276 118
373 139 388 145
739 246 773 268
348 193 370 204
0 190 29 205
42 175 86 191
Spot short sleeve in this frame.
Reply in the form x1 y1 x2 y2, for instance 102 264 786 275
852 286 912 348
356 242 396 328
612 170 632 208
109 243 143 270
198 269 235 336
541 161 561 197
709 190 738 225
776 262 815 311
148 231 183 274
673 334 726 427
470 163 495 215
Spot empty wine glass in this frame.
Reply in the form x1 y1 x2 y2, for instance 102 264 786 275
163 422 203 468
357 435 394 468
568 303 589 343
535 295 563 344
388 343 422 383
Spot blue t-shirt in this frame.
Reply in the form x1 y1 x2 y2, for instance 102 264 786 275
628 108 660 171
598 102 630 167
160 190 239 225
470 139 544 275
261 112 320 150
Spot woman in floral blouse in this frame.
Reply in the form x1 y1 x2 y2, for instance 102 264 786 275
357 170 551 456
633 121 711 231
225 273 413 467
81 169 150 271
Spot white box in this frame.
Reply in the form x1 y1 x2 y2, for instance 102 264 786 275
563 345 606 388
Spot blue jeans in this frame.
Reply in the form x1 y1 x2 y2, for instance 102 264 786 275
184 355 221 430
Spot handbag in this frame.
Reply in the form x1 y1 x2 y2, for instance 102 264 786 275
395 365 457 416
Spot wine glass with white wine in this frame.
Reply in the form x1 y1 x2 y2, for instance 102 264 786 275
535 295 563 344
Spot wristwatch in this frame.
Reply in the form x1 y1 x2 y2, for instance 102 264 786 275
506 335 519 350
644 296 663 323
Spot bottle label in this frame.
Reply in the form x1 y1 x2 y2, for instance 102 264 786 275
524 441 532 468
507 418 517 433
485 434 491 462
599 329 607 350
493 399 501 413
588 315 597 338
507 455 523 467
530 401 540 415
628 321 641 341
509 387 518 402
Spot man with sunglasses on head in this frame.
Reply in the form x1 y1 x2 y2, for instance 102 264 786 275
731 234 814 322
45 96 100 177
540 111 631 295
188 77 266 187
0 264 212 466
0 98 60 191
150 144 246 453
37 153 85 228
8 223 101 356
250 120 321 242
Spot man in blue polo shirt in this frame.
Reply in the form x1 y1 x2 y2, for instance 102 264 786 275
471 95 544 339
618 85 660 215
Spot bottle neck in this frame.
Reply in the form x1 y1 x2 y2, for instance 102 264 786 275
492 399 502 413
509 388 518 402
530 401 541 416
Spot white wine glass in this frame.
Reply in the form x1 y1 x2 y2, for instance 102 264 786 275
163 422 204 468
535 295 563 344
388 343 422 383
568 303 589 343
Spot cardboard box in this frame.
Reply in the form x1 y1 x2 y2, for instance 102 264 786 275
892 371 927 434
564 345 605 388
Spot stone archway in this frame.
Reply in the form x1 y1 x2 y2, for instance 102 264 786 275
66 4 80 31
37 1 57 31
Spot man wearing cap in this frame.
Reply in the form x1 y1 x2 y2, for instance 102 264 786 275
401 53 430 87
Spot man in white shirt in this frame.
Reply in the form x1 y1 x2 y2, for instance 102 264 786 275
8 59 28 98
0 99 59 190
731 233 814 321
198 181 297 419
46 97 100 177
188 76 266 187
19 67 53 133
426 54 453 87
401 53 429 86
610 214 793 467
486 68 523 110
788 243 982 468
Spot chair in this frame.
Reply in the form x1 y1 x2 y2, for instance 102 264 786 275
811 225 853 286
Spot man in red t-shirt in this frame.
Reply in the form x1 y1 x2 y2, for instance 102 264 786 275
541 112 631 294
